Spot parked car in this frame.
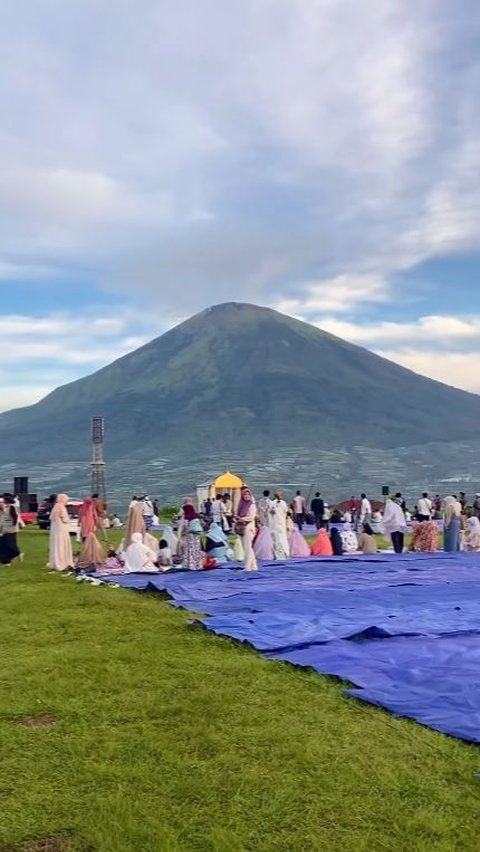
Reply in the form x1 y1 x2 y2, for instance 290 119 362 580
37 497 55 530
37 497 83 535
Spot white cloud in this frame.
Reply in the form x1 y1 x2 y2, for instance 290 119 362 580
0 0 478 306
0 0 480 409
318 314 480 345
275 274 391 317
376 349 480 394
0 309 171 412
313 312 480 394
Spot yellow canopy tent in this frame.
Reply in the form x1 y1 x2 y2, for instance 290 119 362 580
213 471 244 490
212 471 245 512
196 471 246 512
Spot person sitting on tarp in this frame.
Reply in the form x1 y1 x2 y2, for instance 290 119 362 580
410 520 438 552
311 528 333 556
253 523 274 560
340 524 359 554
465 516 480 552
157 539 173 568
289 525 311 558
330 527 344 555
357 523 378 554
124 533 158 573
205 522 228 565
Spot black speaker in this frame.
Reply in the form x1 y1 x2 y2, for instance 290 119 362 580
14 476 28 495
382 485 390 496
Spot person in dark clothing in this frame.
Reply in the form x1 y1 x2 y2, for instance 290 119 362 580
204 498 212 517
153 499 159 517
310 493 325 529
330 527 343 556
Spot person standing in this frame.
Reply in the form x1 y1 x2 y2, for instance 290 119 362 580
211 495 225 529
141 496 154 529
310 493 325 530
443 496 461 552
382 494 407 554
221 494 232 532
257 490 273 527
153 499 160 518
269 491 290 559
79 497 99 541
0 494 22 566
48 494 74 572
417 492 433 522
92 493 108 541
203 497 212 518
292 490 306 531
359 493 372 527
235 487 258 571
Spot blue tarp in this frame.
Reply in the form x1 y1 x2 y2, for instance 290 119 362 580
94 552 480 742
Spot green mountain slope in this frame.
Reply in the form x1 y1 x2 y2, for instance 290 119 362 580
0 302 479 464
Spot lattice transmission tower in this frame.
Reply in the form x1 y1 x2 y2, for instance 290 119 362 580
91 416 106 499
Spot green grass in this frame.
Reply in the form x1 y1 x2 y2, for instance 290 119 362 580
0 529 478 852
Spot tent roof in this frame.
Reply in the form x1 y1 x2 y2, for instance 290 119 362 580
213 471 244 488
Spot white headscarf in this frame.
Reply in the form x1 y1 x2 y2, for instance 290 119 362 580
443 496 461 523
162 525 179 552
124 533 157 573
467 516 480 550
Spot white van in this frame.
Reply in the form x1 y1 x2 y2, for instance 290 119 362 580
66 499 83 536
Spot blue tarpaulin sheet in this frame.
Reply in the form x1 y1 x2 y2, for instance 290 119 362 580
94 552 480 742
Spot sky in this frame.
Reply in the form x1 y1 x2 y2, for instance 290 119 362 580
1 0 480 413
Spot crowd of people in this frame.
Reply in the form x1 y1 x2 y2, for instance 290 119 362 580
2 486 480 574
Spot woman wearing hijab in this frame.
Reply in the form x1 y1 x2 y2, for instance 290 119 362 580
443 496 461 552
381 495 407 554
330 527 344 556
48 494 74 571
0 494 22 565
124 533 158 573
162 525 179 555
79 497 99 541
465 516 480 552
75 533 105 571
143 532 160 560
311 528 333 556
235 487 258 571
177 497 198 540
340 524 359 554
205 522 229 565
410 520 438 552
269 492 290 560
184 518 204 570
253 523 275 560
289 524 311 558
124 501 146 548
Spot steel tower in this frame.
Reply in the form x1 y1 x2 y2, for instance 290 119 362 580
91 416 106 498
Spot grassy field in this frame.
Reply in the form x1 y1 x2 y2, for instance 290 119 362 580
0 528 478 852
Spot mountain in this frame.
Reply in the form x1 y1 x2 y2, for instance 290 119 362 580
1 302 479 501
